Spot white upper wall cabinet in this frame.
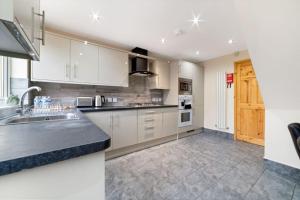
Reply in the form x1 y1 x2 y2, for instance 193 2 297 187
32 33 70 82
98 47 129 87
150 60 170 90
70 40 99 84
179 61 194 79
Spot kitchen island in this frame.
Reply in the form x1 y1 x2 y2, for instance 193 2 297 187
0 109 110 200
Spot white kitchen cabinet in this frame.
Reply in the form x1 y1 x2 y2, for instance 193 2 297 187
70 40 99 84
112 110 138 149
138 109 163 143
32 33 70 82
149 60 170 89
179 61 194 79
85 110 138 150
13 0 42 55
85 112 113 151
98 47 129 87
162 108 178 137
192 105 204 130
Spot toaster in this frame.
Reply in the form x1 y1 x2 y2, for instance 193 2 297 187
76 97 93 107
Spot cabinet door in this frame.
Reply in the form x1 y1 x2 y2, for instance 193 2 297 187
32 33 71 82
98 47 129 87
149 60 170 89
138 109 162 143
179 62 194 79
14 0 41 55
162 108 178 137
85 112 113 151
70 40 99 84
113 110 138 149
157 61 170 89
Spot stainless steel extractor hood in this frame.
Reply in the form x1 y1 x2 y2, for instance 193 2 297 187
129 47 156 77
0 20 39 60
0 0 45 61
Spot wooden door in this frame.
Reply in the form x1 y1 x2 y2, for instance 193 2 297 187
235 60 265 146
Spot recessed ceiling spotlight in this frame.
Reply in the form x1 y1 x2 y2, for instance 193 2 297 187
189 14 205 26
90 12 102 22
196 51 200 55
161 38 166 44
84 41 88 45
228 39 233 44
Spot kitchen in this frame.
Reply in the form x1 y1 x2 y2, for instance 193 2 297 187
0 0 300 200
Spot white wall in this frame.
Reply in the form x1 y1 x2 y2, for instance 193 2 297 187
234 0 300 169
11 58 28 79
202 50 249 133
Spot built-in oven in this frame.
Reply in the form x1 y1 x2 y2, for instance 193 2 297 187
178 109 193 127
179 78 192 95
178 95 193 127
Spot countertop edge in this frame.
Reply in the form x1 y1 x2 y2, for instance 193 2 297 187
0 139 111 176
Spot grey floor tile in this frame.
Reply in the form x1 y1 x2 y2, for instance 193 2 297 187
245 170 295 200
105 132 268 200
293 184 300 200
199 182 244 200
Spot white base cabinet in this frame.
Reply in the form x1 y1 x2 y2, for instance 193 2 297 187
138 109 163 143
85 110 138 151
162 108 178 137
85 112 113 151
85 108 178 151
112 110 138 149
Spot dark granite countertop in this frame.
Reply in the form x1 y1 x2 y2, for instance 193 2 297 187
0 110 111 176
79 105 178 113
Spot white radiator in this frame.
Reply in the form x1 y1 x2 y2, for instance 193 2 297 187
216 72 227 129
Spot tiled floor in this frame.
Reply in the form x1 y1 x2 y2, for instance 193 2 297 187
106 131 300 200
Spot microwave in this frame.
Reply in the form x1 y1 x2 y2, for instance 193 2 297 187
179 78 192 95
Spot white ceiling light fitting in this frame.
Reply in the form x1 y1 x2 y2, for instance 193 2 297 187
90 11 102 22
228 39 233 44
84 41 88 45
161 38 166 44
189 14 204 27
196 51 200 55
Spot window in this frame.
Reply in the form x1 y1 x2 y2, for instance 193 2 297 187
0 56 11 107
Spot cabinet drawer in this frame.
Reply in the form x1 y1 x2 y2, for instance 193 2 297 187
138 109 162 143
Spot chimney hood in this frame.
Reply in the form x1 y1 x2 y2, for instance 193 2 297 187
129 47 155 77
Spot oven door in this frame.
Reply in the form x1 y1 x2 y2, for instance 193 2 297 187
178 109 192 127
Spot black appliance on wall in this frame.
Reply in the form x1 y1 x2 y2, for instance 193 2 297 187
130 47 155 76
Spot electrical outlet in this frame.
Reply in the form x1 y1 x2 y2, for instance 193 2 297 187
107 97 113 103
112 97 118 103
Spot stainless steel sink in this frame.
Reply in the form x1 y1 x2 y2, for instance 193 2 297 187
1 113 80 125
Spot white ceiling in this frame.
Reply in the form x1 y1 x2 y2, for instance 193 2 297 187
41 0 246 62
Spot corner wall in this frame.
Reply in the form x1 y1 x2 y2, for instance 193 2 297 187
202 50 249 134
234 0 300 169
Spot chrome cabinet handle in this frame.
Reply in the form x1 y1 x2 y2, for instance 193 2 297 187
144 119 154 122
65 64 69 79
34 10 46 45
145 126 154 130
73 65 77 79
145 111 156 114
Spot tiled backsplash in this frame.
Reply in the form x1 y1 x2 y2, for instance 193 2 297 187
31 76 163 106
